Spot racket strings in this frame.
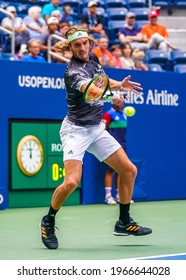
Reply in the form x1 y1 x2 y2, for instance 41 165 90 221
84 74 109 102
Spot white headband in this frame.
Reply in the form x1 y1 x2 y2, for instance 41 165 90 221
68 31 88 43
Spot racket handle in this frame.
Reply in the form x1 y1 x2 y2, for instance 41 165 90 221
102 91 127 102
102 92 120 102
102 96 113 102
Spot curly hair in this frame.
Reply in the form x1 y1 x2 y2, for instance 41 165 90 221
54 40 70 54
65 24 96 47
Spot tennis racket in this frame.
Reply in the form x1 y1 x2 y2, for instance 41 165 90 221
84 74 121 103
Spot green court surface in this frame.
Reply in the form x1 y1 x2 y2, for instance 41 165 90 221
0 200 186 260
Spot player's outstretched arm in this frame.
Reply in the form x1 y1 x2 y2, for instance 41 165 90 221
109 75 143 95
121 75 142 95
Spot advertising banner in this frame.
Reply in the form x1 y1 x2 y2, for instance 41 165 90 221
0 61 186 208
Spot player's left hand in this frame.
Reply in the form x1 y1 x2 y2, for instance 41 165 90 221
121 75 143 95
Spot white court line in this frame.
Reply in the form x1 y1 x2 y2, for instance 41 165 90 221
130 252 186 260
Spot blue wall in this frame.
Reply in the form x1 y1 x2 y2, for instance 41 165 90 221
0 60 186 209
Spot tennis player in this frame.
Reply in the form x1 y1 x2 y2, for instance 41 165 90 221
40 25 152 249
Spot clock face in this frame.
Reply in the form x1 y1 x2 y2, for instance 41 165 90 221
17 135 44 176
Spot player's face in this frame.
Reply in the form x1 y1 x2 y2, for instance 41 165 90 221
70 38 90 61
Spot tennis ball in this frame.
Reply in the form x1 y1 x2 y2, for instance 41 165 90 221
124 106 136 117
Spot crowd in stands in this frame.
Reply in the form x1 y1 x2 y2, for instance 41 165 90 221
0 0 183 71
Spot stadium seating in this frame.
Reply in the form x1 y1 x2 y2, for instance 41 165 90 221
34 0 51 7
8 0 34 3
82 6 106 15
172 0 186 8
174 64 186 73
146 50 171 70
127 0 147 8
129 7 150 20
82 6 107 16
95 7 108 27
0 2 31 19
148 63 164 72
106 7 128 21
108 20 125 44
0 1 9 10
151 0 175 15
103 0 126 8
82 7 108 28
135 20 148 29
170 50 186 66
61 0 82 15
0 0 185 74
152 0 172 8
8 2 32 16
0 53 19 61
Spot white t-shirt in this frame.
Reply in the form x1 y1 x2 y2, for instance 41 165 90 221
1 16 24 29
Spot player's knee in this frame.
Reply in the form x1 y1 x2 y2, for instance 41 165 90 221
66 177 79 192
123 162 137 179
132 164 137 178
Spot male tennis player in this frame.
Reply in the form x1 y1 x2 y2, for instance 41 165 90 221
40 25 152 249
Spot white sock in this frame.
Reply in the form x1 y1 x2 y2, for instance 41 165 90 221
105 187 112 198
116 191 119 199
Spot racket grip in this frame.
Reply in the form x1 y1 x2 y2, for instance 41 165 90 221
102 92 120 102
102 96 113 102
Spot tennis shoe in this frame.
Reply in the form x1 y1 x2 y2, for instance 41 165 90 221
113 217 152 236
115 194 120 203
105 196 117 205
40 215 59 249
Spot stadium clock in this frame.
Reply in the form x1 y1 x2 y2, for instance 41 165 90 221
17 135 44 176
52 163 66 181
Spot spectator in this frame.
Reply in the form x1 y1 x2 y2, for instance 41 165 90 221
52 40 72 63
51 10 62 25
1 6 30 55
61 4 75 26
152 6 161 16
121 43 135 69
118 12 143 49
59 22 70 39
119 11 176 52
92 35 115 67
42 0 62 23
141 11 176 51
132 49 148 71
23 6 47 40
40 16 61 57
110 44 126 68
21 39 46 63
80 0 105 39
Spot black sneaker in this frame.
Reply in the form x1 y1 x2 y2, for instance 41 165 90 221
40 215 59 249
113 217 152 236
